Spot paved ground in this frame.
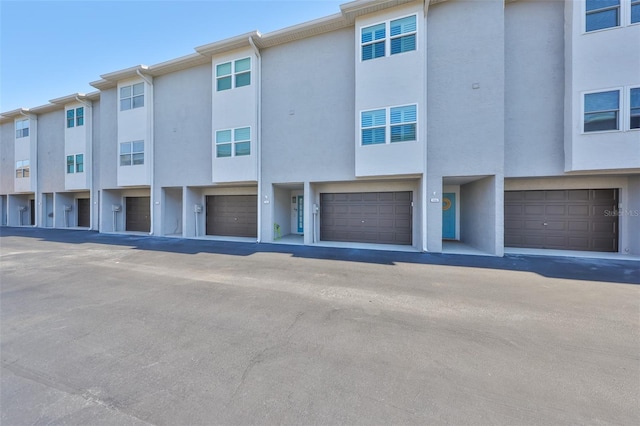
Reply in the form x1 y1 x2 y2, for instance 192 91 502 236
1 227 639 425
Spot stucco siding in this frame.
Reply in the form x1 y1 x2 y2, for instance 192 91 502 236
37 109 65 193
0 122 15 194
154 63 213 187
261 27 356 184
505 0 565 177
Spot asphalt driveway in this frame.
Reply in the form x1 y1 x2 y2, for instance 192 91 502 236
1 227 639 425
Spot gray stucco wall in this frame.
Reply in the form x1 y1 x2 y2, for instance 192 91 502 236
0 122 14 194
426 0 505 177
504 0 565 177
97 89 118 189
154 63 213 187
37 109 65 193
460 176 498 254
261 27 356 184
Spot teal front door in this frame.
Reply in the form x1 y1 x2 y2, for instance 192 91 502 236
297 195 304 233
442 193 456 239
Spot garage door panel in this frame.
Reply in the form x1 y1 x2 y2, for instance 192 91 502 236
206 195 257 238
525 205 544 215
545 191 566 201
505 189 618 252
321 191 412 245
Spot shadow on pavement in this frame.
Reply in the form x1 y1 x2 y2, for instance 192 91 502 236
1 227 638 285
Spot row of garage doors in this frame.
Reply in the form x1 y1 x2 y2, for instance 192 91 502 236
122 189 619 252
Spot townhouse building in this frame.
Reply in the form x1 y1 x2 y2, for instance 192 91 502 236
1 0 639 257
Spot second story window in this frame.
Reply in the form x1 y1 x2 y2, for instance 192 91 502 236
120 141 144 166
67 154 84 173
216 58 251 91
584 90 619 132
16 160 29 178
586 0 620 32
632 0 640 23
361 15 417 61
16 119 29 138
120 83 144 111
66 107 84 128
630 88 640 129
361 104 418 145
215 127 251 157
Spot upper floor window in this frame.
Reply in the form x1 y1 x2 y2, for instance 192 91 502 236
361 15 416 61
361 104 417 145
215 127 250 157
632 0 640 23
66 154 84 173
66 107 84 128
586 0 620 31
216 58 251 91
16 119 29 138
120 83 144 111
584 90 619 132
120 141 144 166
630 87 640 129
16 160 29 178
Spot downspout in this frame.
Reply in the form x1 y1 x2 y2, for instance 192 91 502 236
136 69 155 235
75 96 94 230
249 36 262 243
20 110 37 227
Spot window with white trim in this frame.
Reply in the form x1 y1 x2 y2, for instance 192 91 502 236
361 15 416 61
633 0 640 24
630 87 640 129
216 58 251 91
120 141 144 166
586 0 620 31
66 107 84 128
67 154 84 173
215 127 251 157
16 160 29 178
584 90 619 132
361 104 417 145
120 83 144 111
16 119 29 138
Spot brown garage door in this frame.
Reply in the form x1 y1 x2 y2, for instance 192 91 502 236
505 189 618 252
320 192 412 245
206 195 257 238
125 196 150 232
77 198 90 228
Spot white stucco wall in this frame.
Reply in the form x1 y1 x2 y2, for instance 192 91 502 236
0 122 14 195
64 101 91 190
211 47 258 183
117 77 152 186
354 1 425 177
565 0 640 171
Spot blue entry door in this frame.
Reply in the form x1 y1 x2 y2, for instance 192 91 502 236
442 193 456 239
297 195 304 233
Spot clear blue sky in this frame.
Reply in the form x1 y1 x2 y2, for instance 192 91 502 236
0 0 344 112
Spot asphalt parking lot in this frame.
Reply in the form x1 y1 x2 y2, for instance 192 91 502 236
1 227 639 425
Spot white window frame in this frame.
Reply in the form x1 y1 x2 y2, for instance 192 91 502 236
359 14 418 62
15 119 29 138
215 126 251 158
119 83 145 111
627 86 640 131
119 141 144 166
360 104 418 146
581 87 623 134
584 0 621 33
67 153 85 174
215 57 251 91
66 107 84 128
16 160 30 178
631 0 640 24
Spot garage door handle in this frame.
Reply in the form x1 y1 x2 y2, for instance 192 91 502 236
234 217 238 221
543 222 548 226
361 220 365 223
